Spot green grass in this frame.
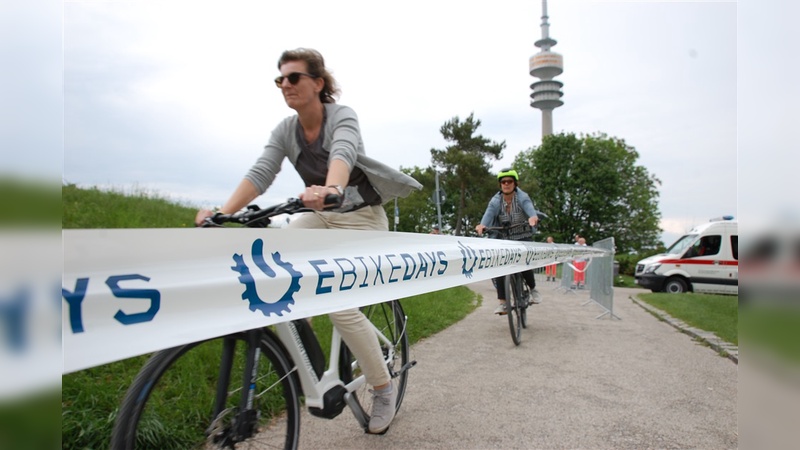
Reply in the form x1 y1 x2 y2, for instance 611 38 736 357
739 303 800 364
62 183 199 228
614 273 638 288
0 176 61 226
61 184 480 449
637 293 738 345
0 389 61 450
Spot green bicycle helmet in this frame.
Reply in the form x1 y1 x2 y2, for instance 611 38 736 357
497 168 519 182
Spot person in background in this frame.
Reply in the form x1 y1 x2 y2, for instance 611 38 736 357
195 48 421 434
573 237 588 289
430 225 441 234
544 235 558 282
475 168 542 315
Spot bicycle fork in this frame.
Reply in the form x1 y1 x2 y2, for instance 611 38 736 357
207 331 263 446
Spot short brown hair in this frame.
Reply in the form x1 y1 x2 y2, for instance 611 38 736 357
277 48 340 104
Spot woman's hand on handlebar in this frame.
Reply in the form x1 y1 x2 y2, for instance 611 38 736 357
195 209 215 227
475 224 486 236
528 216 539 228
299 185 340 211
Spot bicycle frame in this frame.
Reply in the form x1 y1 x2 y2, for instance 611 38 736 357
272 313 404 429
208 317 398 441
277 322 359 404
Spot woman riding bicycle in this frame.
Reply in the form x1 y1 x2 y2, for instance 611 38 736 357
475 168 541 315
195 48 421 434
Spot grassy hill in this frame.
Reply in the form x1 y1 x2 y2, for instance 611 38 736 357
62 183 198 229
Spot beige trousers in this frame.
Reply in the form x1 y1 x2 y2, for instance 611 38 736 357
287 205 391 387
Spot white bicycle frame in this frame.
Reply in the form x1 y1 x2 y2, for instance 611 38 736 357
272 318 398 426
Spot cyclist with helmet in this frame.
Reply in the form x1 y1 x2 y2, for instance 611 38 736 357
475 168 542 314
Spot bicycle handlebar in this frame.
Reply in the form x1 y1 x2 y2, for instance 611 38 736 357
200 194 341 228
483 221 537 239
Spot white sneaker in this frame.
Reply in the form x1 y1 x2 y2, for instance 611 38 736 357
531 290 542 304
494 303 508 315
368 384 397 434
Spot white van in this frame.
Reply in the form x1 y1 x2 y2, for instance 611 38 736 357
634 217 738 294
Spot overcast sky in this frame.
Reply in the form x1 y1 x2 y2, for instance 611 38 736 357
8 0 797 247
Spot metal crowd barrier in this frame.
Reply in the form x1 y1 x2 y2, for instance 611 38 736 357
585 237 619 319
540 237 618 319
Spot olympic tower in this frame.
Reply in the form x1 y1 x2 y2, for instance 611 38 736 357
529 0 564 136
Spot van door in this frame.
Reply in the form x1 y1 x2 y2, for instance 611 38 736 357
718 234 738 294
682 234 725 294
683 233 737 294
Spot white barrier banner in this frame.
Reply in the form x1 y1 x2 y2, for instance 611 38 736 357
63 229 607 373
1 232 62 400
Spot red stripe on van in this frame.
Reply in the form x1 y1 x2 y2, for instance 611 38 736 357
659 259 738 266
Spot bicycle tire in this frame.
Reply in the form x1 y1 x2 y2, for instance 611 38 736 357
339 300 410 421
506 275 522 346
519 277 529 329
111 331 301 450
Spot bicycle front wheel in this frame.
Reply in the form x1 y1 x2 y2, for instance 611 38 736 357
506 275 523 346
111 331 301 450
339 300 410 420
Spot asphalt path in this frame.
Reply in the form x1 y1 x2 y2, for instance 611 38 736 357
291 279 738 449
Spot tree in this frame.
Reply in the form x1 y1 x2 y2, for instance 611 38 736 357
430 113 505 235
382 166 439 233
514 132 662 252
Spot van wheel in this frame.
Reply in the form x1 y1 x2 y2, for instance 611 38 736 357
664 277 689 294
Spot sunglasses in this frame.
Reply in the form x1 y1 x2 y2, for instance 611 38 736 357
274 72 317 88
499 179 516 185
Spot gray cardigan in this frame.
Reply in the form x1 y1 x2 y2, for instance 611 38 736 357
245 103 421 203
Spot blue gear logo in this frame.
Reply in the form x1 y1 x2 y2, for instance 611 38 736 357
458 241 479 279
230 238 302 316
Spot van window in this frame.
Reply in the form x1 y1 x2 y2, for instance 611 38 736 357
667 234 697 255
731 235 738 260
684 235 721 258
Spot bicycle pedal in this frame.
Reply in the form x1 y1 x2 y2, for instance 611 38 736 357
393 360 417 376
